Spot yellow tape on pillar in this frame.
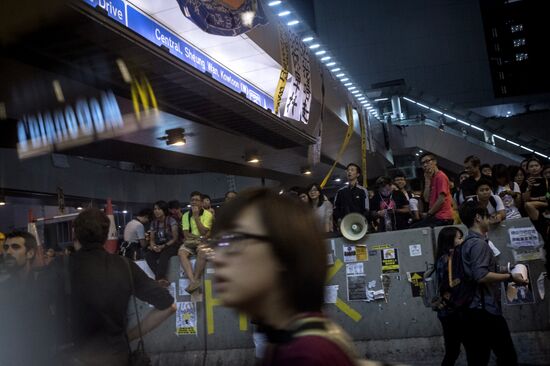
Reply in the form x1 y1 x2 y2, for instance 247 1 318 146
273 24 290 114
359 110 368 187
320 105 355 188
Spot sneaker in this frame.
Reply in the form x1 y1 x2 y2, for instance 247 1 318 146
185 280 201 293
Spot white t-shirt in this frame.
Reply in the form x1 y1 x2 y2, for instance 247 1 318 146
496 182 522 219
314 200 334 232
480 194 505 215
123 219 145 242
409 197 419 212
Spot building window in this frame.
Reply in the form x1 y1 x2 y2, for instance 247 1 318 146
511 24 523 33
515 53 528 61
513 38 526 47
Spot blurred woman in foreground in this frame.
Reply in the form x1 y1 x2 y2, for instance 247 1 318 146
207 188 355 365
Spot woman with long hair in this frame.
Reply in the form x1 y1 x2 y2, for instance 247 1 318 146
207 188 356 365
509 166 527 193
435 226 464 366
307 183 333 232
145 200 180 286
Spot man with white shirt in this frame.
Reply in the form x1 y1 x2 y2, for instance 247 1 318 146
470 180 506 224
122 208 152 260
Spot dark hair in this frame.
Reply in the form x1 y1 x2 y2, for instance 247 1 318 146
202 194 211 201
154 200 169 216
225 191 237 199
375 176 392 189
65 245 75 254
307 183 324 208
137 208 153 219
212 188 327 313
190 191 202 199
543 165 550 172
492 164 510 188
419 152 436 163
436 227 463 260
168 200 181 210
509 166 527 191
393 170 406 179
73 208 110 249
526 157 541 170
480 163 492 172
459 200 489 228
464 155 480 167
475 178 492 191
346 163 362 176
6 230 37 253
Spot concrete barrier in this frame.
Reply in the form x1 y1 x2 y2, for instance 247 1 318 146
129 218 549 365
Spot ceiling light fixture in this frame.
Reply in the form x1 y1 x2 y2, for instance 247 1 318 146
309 44 320 49
302 36 314 42
244 151 261 164
301 167 312 175
326 62 336 67
158 128 186 146
321 56 331 61
0 195 5 206
340 78 349 82
330 68 341 72
315 50 326 55
278 10 291 16
268 1 282 5
287 20 299 26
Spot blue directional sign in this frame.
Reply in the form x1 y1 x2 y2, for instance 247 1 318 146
81 0 274 112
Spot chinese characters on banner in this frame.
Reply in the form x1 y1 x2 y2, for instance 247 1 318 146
283 29 312 124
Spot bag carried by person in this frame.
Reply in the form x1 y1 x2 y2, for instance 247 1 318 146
424 239 477 312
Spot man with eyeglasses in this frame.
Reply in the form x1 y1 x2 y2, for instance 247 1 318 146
411 152 454 228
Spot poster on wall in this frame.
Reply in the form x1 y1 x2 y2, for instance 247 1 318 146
343 245 357 263
407 271 425 297
356 245 368 261
381 248 400 274
347 274 367 301
176 302 198 335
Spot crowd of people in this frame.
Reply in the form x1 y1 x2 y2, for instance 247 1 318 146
0 152 548 366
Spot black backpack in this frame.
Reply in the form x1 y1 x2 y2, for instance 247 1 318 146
425 239 477 312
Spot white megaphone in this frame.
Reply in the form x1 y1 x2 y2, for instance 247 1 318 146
340 213 368 241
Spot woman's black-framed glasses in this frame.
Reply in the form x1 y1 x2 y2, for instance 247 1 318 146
207 232 270 254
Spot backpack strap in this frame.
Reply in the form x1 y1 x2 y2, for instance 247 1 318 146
290 317 359 365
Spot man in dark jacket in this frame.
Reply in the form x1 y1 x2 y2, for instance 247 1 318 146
58 208 176 365
333 163 370 227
